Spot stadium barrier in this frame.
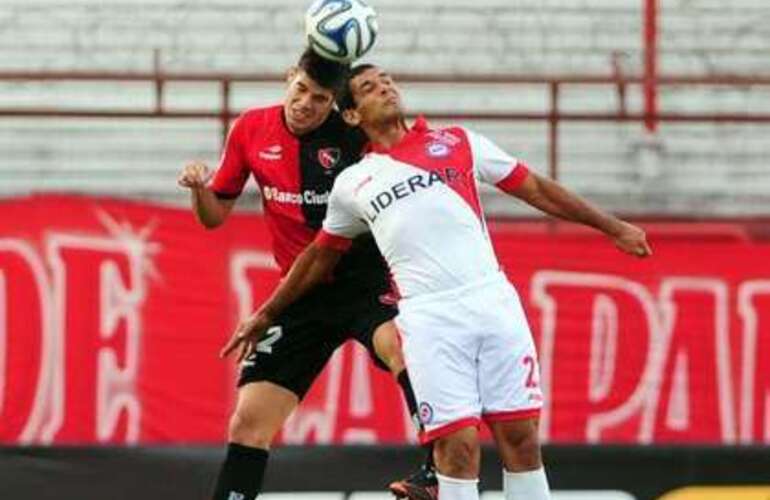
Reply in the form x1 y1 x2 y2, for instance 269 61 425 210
2 445 769 500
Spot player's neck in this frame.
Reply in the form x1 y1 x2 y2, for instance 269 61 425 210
363 118 408 150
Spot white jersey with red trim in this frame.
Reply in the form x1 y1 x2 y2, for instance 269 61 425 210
320 117 529 298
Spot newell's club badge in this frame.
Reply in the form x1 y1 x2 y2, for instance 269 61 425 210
318 147 342 170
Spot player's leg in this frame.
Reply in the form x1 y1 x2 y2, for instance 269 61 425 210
488 418 550 500
211 298 338 500
211 382 298 500
477 278 550 500
391 294 484 500
432 426 481 499
370 320 438 499
348 298 437 499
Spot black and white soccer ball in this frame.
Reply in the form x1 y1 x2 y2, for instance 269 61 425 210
305 0 378 63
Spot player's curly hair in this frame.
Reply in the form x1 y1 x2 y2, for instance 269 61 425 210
297 47 351 97
336 63 375 111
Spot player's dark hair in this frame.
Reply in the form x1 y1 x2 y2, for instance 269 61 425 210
336 63 377 111
297 47 350 96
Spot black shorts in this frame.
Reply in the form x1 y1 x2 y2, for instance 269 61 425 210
237 283 398 399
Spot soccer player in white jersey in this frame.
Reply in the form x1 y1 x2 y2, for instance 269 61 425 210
221 64 652 500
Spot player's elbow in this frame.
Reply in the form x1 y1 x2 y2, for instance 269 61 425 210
197 213 225 229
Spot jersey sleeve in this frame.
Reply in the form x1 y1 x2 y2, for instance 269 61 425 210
464 128 530 194
318 171 369 251
209 115 252 199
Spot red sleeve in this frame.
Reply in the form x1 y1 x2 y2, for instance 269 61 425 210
495 162 530 194
316 229 353 252
209 115 252 199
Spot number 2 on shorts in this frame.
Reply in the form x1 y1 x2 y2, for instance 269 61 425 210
257 326 283 354
523 354 539 388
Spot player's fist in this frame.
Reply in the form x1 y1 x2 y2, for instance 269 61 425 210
612 221 653 258
178 161 212 189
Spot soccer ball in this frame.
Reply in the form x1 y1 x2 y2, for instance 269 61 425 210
305 0 379 63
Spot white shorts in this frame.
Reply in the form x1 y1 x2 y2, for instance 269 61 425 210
395 273 543 443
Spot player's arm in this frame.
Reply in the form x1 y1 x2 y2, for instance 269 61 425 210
466 128 652 258
220 238 345 361
178 161 236 228
507 170 651 258
220 170 365 361
178 115 252 229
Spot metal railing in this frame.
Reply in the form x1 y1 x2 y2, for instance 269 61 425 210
2 70 770 182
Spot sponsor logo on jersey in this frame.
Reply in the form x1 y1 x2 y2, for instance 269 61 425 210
317 147 342 170
258 145 282 161
363 167 467 222
426 142 450 157
418 402 434 424
262 186 330 205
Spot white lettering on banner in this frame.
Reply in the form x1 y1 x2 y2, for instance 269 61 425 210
589 294 618 403
738 281 770 444
0 239 56 444
532 272 666 444
531 272 746 444
653 279 734 443
343 344 377 444
42 214 158 444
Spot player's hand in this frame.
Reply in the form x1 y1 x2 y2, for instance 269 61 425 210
611 221 653 258
178 161 212 189
219 310 273 362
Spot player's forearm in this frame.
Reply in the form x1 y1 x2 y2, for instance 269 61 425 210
260 243 340 320
191 187 229 229
525 174 625 236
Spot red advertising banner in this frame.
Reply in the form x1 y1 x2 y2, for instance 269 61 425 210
1 195 769 446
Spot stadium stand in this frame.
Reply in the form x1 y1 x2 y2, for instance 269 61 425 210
0 0 768 215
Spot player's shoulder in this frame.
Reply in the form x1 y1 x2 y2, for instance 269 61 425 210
233 104 283 130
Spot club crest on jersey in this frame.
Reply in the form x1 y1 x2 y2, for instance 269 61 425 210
426 142 450 158
418 402 434 424
317 147 341 170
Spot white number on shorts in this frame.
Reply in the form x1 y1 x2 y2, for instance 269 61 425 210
256 326 283 354
523 355 539 388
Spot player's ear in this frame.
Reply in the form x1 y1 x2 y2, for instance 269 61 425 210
286 66 299 83
341 108 361 127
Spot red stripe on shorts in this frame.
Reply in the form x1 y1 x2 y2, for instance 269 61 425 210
419 417 482 444
482 408 541 423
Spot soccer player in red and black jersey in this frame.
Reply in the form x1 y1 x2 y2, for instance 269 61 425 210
178 48 436 500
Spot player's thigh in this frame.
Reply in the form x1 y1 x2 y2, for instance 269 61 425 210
344 296 399 372
477 284 543 420
238 305 339 400
371 319 404 374
395 300 482 439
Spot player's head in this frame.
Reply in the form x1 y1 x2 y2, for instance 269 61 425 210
285 47 350 135
336 64 405 131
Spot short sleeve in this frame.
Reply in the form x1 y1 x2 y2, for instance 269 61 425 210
209 115 252 199
319 171 369 246
465 128 530 193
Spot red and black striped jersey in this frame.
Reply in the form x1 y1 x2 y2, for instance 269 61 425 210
210 104 388 291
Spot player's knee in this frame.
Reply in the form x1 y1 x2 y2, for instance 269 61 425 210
501 425 542 470
434 433 481 478
372 322 405 374
227 409 274 449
